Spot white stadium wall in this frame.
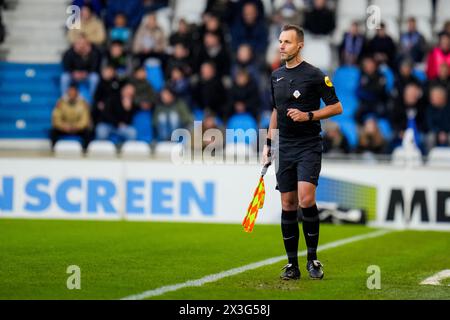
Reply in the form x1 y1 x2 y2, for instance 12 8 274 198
0 158 449 230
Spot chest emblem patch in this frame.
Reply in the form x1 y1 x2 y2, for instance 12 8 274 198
293 90 301 99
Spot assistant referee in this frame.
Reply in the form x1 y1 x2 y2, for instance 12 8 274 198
263 25 343 280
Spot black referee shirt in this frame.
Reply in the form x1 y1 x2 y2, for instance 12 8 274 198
271 61 339 142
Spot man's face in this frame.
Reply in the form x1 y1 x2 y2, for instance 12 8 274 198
67 87 78 101
135 68 146 80
350 23 358 35
439 35 450 51
430 88 447 107
408 19 416 32
438 63 449 79
363 58 376 75
237 44 252 62
279 30 302 62
74 37 90 55
101 67 115 80
81 7 92 20
403 84 420 106
201 63 215 80
161 89 175 105
121 85 135 99
243 3 258 25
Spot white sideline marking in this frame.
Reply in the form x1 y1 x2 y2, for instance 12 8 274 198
420 270 450 286
121 229 391 300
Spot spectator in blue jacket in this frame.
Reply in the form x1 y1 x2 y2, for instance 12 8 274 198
398 17 426 64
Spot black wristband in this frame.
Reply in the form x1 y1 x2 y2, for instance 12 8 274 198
266 138 272 147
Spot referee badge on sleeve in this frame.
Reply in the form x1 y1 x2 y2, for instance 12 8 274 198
293 90 301 99
324 76 333 87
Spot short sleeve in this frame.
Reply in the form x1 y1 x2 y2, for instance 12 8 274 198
316 70 339 106
270 76 277 109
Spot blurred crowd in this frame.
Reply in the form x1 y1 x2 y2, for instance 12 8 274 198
52 0 450 156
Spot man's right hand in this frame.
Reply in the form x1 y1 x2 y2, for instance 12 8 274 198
262 143 272 166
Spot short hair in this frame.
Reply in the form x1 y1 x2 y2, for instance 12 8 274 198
281 24 304 41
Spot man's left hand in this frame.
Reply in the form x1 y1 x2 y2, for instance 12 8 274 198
287 108 308 122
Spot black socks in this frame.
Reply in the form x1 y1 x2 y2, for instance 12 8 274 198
301 204 320 261
281 209 299 266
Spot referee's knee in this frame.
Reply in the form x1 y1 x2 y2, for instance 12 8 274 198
281 200 298 211
299 195 315 208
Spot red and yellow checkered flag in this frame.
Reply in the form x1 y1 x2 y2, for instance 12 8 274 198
242 164 270 232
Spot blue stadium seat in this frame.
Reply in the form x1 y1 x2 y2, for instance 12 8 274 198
412 68 427 83
335 118 359 149
333 66 360 94
333 66 360 120
132 110 153 143
145 59 164 92
377 118 393 140
259 111 272 129
193 109 204 121
337 94 358 119
0 62 61 139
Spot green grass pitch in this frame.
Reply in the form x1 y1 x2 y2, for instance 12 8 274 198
0 219 449 300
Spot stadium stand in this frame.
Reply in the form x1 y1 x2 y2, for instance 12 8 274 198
0 0 449 164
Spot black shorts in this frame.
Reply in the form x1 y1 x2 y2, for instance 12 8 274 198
275 138 322 193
